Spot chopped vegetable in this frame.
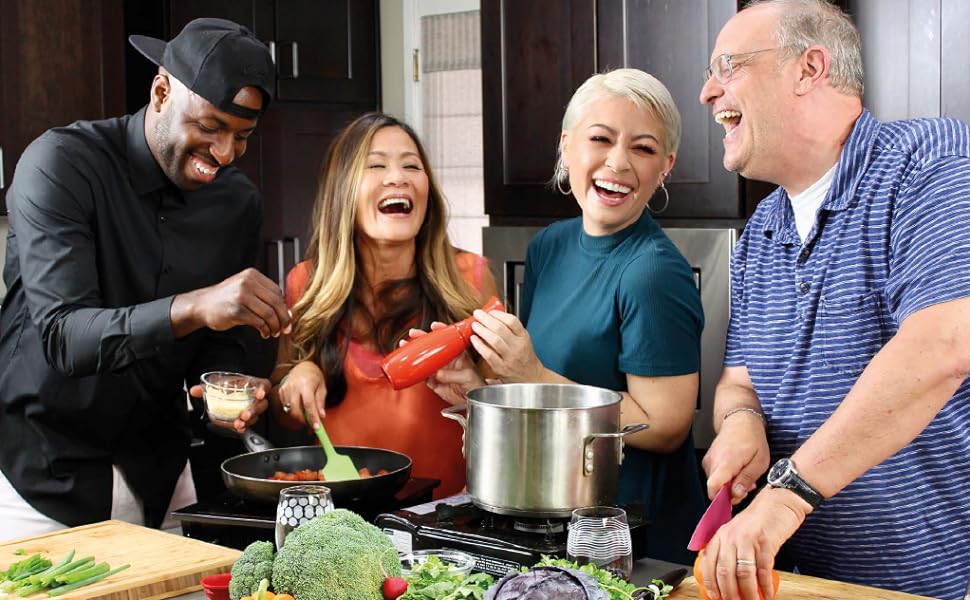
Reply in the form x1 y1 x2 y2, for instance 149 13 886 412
46 564 130 597
399 555 494 600
0 549 128 597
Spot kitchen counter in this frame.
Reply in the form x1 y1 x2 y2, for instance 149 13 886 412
666 571 937 600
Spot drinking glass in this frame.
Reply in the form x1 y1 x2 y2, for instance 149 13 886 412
275 485 334 549
566 506 633 580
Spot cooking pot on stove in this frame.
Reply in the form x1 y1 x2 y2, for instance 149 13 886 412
441 383 647 518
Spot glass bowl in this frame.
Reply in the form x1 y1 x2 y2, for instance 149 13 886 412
399 549 476 578
200 371 257 423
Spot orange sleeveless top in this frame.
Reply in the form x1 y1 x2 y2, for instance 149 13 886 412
284 252 489 499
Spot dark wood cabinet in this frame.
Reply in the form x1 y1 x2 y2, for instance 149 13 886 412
481 0 595 221
169 0 378 106
482 0 742 223
0 0 126 214
843 0 970 125
601 0 740 219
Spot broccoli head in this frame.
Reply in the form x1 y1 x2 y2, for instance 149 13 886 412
272 509 402 600
229 540 276 600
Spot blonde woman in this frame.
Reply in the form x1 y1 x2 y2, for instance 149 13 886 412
430 69 706 562
272 112 498 498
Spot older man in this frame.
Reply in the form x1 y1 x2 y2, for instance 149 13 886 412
0 18 291 540
698 1 970 599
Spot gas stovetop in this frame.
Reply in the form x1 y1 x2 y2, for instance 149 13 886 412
375 495 650 578
172 478 439 550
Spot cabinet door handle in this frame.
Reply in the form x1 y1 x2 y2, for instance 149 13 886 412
290 42 299 78
267 40 276 65
0 146 5 190
276 239 286 290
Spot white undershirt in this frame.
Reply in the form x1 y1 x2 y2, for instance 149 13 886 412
789 163 838 242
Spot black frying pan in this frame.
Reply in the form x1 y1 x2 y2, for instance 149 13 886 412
220 431 412 505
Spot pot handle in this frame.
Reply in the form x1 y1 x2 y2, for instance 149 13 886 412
582 424 649 475
440 404 468 430
441 404 469 457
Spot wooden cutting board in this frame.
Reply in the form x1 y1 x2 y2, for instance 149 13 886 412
670 572 937 599
0 520 241 599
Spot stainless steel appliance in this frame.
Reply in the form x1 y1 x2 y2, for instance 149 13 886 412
442 384 646 517
376 494 649 578
483 225 738 448
171 478 439 550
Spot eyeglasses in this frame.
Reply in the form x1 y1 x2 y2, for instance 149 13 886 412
703 47 787 84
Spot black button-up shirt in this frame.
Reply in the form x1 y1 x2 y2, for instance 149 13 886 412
0 108 262 527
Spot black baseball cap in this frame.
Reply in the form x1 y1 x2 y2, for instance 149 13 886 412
129 18 275 120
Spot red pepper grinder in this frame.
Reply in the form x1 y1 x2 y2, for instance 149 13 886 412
381 296 505 390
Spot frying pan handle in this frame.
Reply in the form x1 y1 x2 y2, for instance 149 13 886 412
241 430 278 453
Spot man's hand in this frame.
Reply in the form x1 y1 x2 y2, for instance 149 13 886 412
698 487 810 600
702 413 771 504
171 268 292 339
189 377 271 433
277 360 328 428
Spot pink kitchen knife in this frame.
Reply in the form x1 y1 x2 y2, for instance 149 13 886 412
687 482 734 551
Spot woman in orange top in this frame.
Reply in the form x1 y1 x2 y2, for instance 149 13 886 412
271 112 498 498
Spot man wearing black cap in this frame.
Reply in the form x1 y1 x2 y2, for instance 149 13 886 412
0 18 291 539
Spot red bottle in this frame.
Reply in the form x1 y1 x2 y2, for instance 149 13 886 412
381 296 504 390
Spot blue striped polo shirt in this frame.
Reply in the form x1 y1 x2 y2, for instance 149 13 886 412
725 109 970 600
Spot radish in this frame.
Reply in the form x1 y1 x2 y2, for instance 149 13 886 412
382 576 408 599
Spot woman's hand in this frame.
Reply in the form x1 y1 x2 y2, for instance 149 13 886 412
277 360 328 428
698 487 809 600
468 309 546 383
189 377 271 433
407 324 486 405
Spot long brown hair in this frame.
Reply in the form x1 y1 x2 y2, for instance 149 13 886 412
287 112 482 403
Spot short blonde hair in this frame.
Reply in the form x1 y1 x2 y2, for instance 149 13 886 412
551 68 680 191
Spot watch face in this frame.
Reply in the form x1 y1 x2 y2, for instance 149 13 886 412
768 458 791 486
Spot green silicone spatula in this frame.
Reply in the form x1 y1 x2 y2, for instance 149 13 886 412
311 419 360 481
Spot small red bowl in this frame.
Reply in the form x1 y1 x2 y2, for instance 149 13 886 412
201 573 232 600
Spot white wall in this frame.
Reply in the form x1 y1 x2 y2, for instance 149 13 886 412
380 0 407 121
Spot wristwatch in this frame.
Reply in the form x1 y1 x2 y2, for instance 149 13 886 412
766 458 824 509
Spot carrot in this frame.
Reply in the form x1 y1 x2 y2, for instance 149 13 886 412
693 548 780 600
275 595 295 600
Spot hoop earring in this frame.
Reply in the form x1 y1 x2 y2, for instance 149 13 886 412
648 181 670 214
556 172 572 196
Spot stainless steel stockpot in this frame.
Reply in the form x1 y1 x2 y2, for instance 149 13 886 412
441 383 647 518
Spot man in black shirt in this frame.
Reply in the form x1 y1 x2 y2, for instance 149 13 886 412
0 18 291 539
